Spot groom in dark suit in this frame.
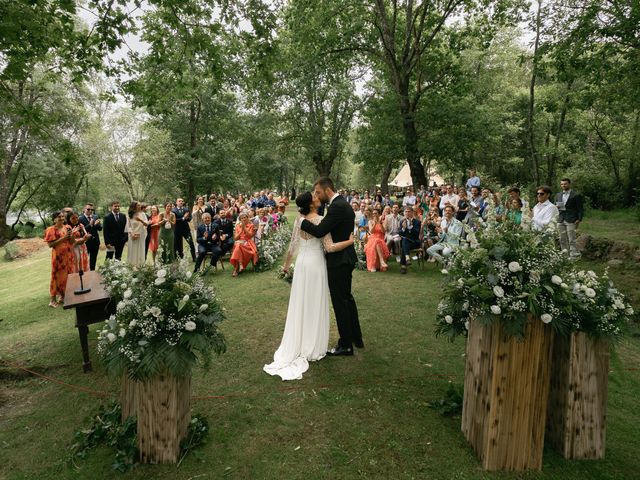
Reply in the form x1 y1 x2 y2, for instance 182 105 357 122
300 177 363 356
103 201 127 261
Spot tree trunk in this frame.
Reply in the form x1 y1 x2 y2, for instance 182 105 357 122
399 83 427 188
626 110 640 205
379 158 395 195
527 0 543 186
546 79 573 185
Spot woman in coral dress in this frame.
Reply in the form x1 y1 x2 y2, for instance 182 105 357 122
67 211 91 273
44 211 75 307
148 205 161 263
230 212 258 277
364 209 390 272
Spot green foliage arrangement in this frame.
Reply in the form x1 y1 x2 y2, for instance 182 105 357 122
427 383 464 417
3 242 20 261
435 222 634 341
97 260 226 380
254 224 292 273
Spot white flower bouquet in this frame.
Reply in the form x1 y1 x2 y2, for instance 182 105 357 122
97 259 226 380
276 264 295 283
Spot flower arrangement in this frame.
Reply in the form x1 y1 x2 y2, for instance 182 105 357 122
276 264 294 283
97 259 226 380
354 240 367 271
435 220 634 341
254 223 292 272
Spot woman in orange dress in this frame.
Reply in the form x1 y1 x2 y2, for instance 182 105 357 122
67 211 91 273
364 209 390 272
44 211 75 307
148 205 161 263
230 212 258 277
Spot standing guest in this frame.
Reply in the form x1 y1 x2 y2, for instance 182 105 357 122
205 194 219 217
126 201 148 267
402 188 416 208
466 168 481 193
230 212 258 277
374 189 384 204
147 205 161 263
507 186 529 209
67 211 91 273
103 201 127 260
456 190 469 222
468 186 484 219
79 203 101 270
192 196 206 231
507 198 523 225
382 193 394 207
439 185 459 215
159 203 176 263
427 205 464 262
172 198 196 261
346 190 355 204
384 204 403 262
194 212 223 272
556 178 584 258
532 185 559 232
364 209 390 272
399 206 422 274
44 211 75 307
218 209 235 255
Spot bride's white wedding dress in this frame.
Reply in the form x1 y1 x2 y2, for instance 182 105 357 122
263 216 337 381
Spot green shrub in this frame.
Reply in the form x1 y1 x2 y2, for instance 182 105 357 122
3 242 20 261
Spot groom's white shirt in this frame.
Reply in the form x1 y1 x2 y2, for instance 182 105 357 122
328 193 339 206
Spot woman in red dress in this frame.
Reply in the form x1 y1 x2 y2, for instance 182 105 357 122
67 211 91 273
230 212 258 277
364 209 390 272
148 205 161 263
44 211 75 307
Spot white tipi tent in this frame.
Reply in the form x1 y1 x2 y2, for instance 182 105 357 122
388 163 444 188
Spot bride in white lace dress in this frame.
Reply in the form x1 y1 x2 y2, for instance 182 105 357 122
263 192 354 381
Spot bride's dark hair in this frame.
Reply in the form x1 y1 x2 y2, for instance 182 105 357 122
296 191 313 215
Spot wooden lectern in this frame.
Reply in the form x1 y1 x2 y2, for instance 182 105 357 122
64 271 115 372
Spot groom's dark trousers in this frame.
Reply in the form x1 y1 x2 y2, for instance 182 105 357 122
301 195 362 349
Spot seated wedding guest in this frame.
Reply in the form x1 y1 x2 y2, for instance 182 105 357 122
427 205 463 262
456 190 469 222
66 211 91 273
466 168 481 194
374 189 384 203
421 209 441 261
127 201 148 267
364 208 390 272
173 198 196 261
556 178 584 258
218 209 235 255
352 201 363 236
230 212 258 277
532 185 559 232
507 186 529 209
381 205 391 222
439 185 459 215
147 205 161 263
194 213 223 272
44 211 74 307
384 204 403 262
103 200 127 260
413 204 423 222
506 198 523 225
265 193 277 208
158 202 176 263
358 206 371 242
468 186 484 219
399 206 421 274
79 203 101 270
382 193 394 207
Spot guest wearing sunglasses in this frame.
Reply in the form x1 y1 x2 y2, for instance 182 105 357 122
79 203 102 270
532 185 559 232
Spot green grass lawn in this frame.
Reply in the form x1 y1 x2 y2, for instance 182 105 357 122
1 218 639 479
579 208 640 247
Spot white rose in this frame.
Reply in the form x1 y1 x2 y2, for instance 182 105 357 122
490 305 501 315
119 328 126 337
199 304 208 312
464 321 470 330
182 294 190 302
107 333 117 343
585 288 596 298
462 301 469 311
120 282 127 288
626 307 634 315
457 279 464 287
508 261 522 272
445 315 453 324
116 301 126 311
588 270 597 278
154 277 165 286
493 286 505 298
123 288 132 299
184 321 197 332
551 275 562 285
560 283 568 289
129 320 137 327
441 269 449 275
186 271 193 279
541 314 552 324
157 269 167 278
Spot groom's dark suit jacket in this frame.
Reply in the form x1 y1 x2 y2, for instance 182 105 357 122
300 195 357 268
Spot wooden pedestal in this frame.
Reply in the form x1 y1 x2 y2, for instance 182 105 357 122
461 318 554 471
546 332 609 459
120 372 139 422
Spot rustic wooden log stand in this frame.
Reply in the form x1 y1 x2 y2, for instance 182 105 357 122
121 372 191 464
461 317 554 471
546 332 609 459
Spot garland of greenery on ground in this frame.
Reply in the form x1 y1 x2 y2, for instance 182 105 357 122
68 402 209 472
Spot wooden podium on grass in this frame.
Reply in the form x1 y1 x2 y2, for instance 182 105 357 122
64 271 115 372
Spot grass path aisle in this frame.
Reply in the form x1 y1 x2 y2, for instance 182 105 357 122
1 239 639 479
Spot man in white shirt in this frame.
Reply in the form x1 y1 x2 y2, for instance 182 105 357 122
352 201 363 235
384 204 404 262
439 185 459 214
402 189 416 208
532 185 559 232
